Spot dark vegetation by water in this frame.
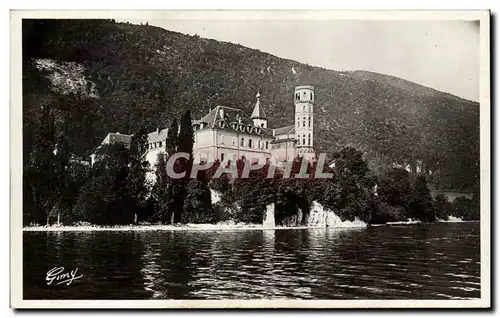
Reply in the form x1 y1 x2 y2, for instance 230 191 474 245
23 107 479 227
22 19 480 226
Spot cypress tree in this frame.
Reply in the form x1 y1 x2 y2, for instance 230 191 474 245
165 118 178 156
170 110 194 223
128 126 150 222
409 174 435 222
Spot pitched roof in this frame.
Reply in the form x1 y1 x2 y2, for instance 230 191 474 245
147 128 169 143
194 105 273 138
273 125 295 136
103 132 132 146
250 92 267 120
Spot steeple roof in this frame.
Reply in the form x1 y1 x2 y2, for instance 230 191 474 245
251 91 268 120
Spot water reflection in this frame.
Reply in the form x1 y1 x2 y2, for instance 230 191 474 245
23 223 480 300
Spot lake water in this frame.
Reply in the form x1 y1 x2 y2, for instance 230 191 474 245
23 222 480 300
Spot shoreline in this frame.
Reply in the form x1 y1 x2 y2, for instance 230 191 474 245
22 219 477 232
22 223 331 232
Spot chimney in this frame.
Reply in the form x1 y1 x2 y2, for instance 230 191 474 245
272 129 275 137
156 127 160 134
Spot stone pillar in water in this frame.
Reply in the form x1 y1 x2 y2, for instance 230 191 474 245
263 203 275 228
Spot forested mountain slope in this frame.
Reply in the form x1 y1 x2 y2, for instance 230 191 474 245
22 19 479 191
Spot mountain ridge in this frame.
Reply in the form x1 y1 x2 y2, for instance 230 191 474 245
22 19 480 191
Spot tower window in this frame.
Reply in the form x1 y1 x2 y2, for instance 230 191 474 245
303 117 306 127
302 135 306 145
308 134 311 146
308 117 311 127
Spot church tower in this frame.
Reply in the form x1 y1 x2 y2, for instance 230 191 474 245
251 92 268 128
294 85 315 161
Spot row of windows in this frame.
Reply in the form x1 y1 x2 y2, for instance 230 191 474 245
149 141 163 149
239 137 269 150
297 134 312 146
219 135 269 150
295 91 314 101
297 116 312 128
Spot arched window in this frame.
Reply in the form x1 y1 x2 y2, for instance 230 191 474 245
297 119 300 128
308 117 311 127
308 133 311 146
302 135 306 145
303 117 306 127
303 105 306 111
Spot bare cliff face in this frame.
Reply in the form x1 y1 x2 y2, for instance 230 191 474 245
22 19 479 190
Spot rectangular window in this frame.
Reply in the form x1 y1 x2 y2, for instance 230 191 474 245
221 153 224 161
233 138 236 145
159 141 162 147
266 141 269 149
258 140 261 149
240 138 244 146
248 139 252 148
220 135 224 144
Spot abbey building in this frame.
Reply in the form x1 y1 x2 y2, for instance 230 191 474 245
91 85 316 167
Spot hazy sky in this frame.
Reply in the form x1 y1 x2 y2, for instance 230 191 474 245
123 18 479 101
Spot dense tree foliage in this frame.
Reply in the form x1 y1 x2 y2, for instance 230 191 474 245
74 143 135 225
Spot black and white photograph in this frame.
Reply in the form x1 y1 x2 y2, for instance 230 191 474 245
10 10 490 308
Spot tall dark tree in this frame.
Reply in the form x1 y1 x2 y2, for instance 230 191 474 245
165 118 178 156
151 152 171 223
169 110 194 223
409 174 435 222
373 168 412 223
178 110 194 156
25 105 60 225
128 126 150 222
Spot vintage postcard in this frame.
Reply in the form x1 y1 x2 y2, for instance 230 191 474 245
10 10 490 309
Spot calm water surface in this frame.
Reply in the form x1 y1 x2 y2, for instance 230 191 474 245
23 222 480 299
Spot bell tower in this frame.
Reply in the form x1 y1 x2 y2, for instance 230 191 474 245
251 92 268 128
294 85 315 161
